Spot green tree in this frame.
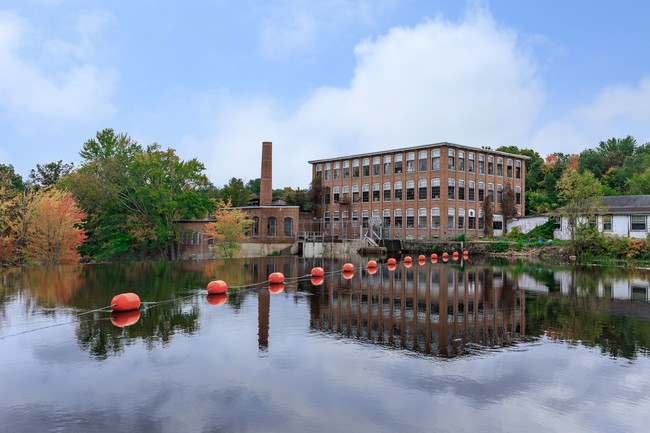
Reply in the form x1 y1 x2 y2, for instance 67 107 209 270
29 160 74 189
557 169 605 242
220 177 250 207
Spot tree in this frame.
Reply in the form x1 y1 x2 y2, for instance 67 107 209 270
556 169 605 242
25 187 87 265
220 177 250 207
29 160 74 189
203 199 252 258
246 178 261 196
501 182 518 234
482 195 493 237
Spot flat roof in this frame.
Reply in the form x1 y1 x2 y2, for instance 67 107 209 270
307 141 531 164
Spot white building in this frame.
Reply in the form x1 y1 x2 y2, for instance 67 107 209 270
508 195 650 240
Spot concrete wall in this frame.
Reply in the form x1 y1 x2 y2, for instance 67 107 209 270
508 216 548 235
237 242 295 258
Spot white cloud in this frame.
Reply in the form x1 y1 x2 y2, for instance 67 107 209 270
0 11 116 127
201 6 544 188
530 77 650 155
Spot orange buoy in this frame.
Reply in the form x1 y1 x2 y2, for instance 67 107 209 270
418 259 426 265
387 258 397 265
404 262 412 268
206 293 228 306
110 293 141 311
442 252 449 260
463 251 469 257
311 276 324 286
452 251 459 260
418 255 425 261
311 267 325 277
269 283 284 294
431 258 438 264
269 272 285 284
207 280 228 294
110 310 140 327
342 271 354 280
387 264 396 271
404 256 412 263
367 267 378 275
343 263 354 272
367 260 378 268
431 253 438 260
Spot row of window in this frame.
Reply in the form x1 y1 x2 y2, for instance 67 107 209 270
316 151 522 180
249 216 294 238
323 181 521 205
557 215 648 232
323 208 503 231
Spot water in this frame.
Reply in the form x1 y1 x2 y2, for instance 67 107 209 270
1 258 650 432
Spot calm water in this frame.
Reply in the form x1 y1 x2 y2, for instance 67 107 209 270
1 257 650 432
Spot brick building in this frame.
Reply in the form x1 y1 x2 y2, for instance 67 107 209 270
309 142 528 239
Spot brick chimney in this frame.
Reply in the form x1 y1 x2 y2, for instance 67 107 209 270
260 141 272 206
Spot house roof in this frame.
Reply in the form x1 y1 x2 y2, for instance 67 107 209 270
307 141 531 164
602 195 650 214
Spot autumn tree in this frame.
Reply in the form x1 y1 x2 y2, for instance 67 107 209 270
501 182 518 234
203 199 252 258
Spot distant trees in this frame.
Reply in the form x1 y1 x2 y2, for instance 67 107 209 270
29 160 74 189
556 169 604 242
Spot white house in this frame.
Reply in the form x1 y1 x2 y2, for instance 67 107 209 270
508 195 650 240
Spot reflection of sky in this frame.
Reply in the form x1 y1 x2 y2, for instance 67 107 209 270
1 286 650 432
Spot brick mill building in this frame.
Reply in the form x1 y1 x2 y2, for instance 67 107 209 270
309 142 528 240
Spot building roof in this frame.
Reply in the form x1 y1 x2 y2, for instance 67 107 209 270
307 141 531 164
602 195 650 214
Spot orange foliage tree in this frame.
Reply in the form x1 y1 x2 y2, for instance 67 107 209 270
203 199 252 258
25 187 87 265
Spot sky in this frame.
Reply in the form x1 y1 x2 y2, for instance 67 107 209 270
1 0 649 189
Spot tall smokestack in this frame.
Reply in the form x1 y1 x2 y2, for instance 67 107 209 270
260 141 272 206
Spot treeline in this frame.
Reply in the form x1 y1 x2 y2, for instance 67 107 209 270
497 136 650 215
1 128 313 264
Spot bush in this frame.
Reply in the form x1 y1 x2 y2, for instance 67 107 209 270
524 220 555 240
494 241 509 252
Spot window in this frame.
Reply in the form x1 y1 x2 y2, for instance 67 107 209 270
418 179 427 200
478 154 485 174
362 158 370 177
333 162 340 180
468 211 475 230
497 157 503 177
448 149 455 170
352 210 359 227
324 163 331 180
406 152 415 173
552 217 561 230
323 187 330 205
394 181 403 202
383 155 391 175
394 209 403 228
332 211 339 229
497 184 503 204
333 186 340 204
478 210 485 230
478 182 485 202
315 164 322 179
431 178 440 200
372 183 380 202
448 178 455 200
431 208 440 229
603 215 612 231
488 183 494 203
507 159 513 178
493 220 503 231
406 180 415 200
352 184 359 203
418 150 427 171
631 215 647 231
458 179 465 201
383 182 391 202
458 209 465 230
343 161 350 179
284 217 293 237
468 153 475 173
431 149 440 171
516 160 521 179
267 217 277 237
394 154 403 174
352 159 360 178
383 209 391 228
341 186 349 202
342 210 348 220
515 186 521 205
362 210 369 228
469 181 475 202
406 208 415 229
251 216 259 237
418 208 427 229
488 156 494 175
373 156 380 176
448 208 455 229
362 184 369 203
459 151 465 172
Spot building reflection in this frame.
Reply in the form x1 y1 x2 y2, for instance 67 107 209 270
309 263 525 357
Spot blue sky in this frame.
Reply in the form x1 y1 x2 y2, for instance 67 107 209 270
1 0 649 189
